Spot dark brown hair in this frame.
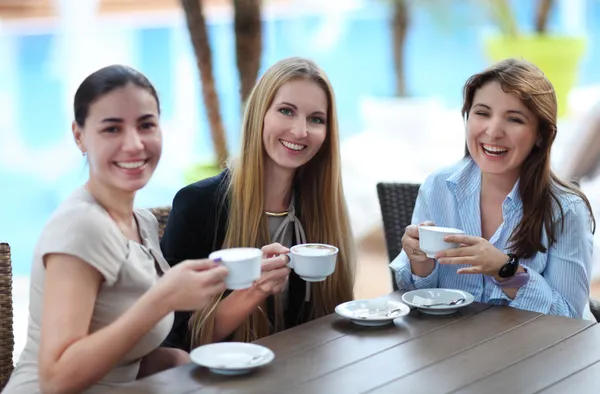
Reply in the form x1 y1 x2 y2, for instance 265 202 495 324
74 65 160 127
461 58 595 258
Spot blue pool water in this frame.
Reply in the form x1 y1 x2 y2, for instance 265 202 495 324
2 1 600 275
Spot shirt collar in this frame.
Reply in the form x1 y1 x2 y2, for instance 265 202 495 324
505 178 523 212
446 157 480 201
446 157 522 212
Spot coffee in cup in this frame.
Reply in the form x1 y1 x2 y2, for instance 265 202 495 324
418 226 464 258
209 247 262 290
292 244 336 256
287 243 338 282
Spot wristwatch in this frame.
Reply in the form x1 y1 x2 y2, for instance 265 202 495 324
498 253 519 278
493 253 530 288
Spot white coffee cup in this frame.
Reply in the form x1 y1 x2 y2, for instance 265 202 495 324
209 247 262 290
286 243 338 282
418 226 465 259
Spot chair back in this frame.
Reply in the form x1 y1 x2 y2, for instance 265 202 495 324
0 243 14 391
376 183 420 291
376 183 420 261
149 207 171 241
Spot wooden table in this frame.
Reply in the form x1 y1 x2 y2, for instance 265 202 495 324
113 292 600 394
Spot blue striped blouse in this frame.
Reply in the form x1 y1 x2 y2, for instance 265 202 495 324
390 158 594 319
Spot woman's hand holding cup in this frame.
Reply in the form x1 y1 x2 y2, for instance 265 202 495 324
402 221 436 277
252 242 291 296
155 259 228 312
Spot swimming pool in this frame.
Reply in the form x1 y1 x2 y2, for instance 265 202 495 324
2 1 600 275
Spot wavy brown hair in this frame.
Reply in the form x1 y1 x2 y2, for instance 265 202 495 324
188 57 357 346
462 58 595 258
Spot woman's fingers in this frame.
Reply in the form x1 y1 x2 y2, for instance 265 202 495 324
261 242 290 257
457 266 482 275
262 255 289 271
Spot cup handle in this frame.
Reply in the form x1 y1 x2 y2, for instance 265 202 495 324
286 253 294 269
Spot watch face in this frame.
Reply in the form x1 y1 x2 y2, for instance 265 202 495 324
498 254 518 278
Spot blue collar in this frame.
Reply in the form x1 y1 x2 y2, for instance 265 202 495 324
446 157 522 212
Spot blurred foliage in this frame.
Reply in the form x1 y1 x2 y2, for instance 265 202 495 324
183 162 222 186
382 0 560 37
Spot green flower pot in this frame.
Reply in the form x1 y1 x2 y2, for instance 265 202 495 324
483 35 587 118
183 162 222 185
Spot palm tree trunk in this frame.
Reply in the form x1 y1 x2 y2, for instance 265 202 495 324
535 0 554 34
392 0 408 97
233 0 262 107
181 0 229 166
490 0 518 37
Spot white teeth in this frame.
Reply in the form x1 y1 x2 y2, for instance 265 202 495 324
482 144 508 155
116 160 145 169
280 140 306 151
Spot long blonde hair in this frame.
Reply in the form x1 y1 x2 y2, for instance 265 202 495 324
189 57 356 346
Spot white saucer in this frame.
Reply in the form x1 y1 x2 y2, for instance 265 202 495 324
402 289 474 315
335 298 410 326
190 342 275 376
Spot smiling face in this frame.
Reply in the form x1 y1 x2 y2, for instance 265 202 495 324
466 80 539 180
262 78 328 174
74 83 162 193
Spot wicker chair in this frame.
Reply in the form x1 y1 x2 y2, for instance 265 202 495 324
149 207 171 241
376 183 420 291
376 182 600 322
0 243 14 391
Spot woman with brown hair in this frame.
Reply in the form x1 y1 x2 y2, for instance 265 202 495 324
392 58 596 318
160 57 356 350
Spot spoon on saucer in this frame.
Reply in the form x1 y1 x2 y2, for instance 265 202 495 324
215 352 269 369
358 308 403 319
421 298 465 308
246 352 270 366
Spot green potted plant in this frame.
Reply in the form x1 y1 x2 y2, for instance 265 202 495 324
482 0 587 118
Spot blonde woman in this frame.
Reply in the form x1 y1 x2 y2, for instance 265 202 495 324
160 57 356 350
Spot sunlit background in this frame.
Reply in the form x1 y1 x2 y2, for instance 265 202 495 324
2 0 600 361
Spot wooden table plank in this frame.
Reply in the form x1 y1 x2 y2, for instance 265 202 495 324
454 322 600 394
109 313 360 394
251 289 411 359
538 360 600 394
287 306 541 394
109 364 200 394
117 302 489 394
253 313 360 357
110 292 414 393
192 303 492 394
370 313 594 394
112 292 487 394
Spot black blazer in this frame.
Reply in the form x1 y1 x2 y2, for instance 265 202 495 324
160 171 308 351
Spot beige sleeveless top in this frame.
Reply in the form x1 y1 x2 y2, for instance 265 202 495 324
4 187 174 394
